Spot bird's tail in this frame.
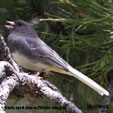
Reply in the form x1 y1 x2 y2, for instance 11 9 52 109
57 66 109 96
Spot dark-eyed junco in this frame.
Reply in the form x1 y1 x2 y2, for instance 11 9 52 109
5 20 109 96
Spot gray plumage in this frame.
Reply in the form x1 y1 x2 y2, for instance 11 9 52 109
7 20 69 72
6 20 109 96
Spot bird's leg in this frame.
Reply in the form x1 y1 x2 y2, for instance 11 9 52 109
32 72 41 77
28 71 42 77
34 72 40 76
34 69 45 77
28 70 45 79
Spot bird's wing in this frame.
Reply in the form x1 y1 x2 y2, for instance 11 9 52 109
14 37 109 96
25 37 70 71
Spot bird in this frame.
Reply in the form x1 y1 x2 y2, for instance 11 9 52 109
5 20 109 96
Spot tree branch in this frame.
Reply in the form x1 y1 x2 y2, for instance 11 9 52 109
0 34 19 72
0 61 82 113
100 80 113 113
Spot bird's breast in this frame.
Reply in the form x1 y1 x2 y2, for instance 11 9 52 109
12 51 49 72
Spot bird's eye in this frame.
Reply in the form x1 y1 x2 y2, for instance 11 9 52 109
17 22 23 26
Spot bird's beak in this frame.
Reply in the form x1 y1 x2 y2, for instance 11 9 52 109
5 21 15 30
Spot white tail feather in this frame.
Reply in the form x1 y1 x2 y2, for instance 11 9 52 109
66 66 109 96
52 66 109 96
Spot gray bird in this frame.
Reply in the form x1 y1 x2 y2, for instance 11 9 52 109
5 20 109 96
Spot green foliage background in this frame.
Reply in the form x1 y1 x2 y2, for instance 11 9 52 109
0 0 113 113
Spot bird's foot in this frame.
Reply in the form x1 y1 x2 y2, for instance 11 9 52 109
34 72 41 76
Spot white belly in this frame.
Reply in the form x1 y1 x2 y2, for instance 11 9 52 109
12 52 49 72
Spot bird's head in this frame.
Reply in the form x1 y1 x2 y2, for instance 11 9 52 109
5 20 37 38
